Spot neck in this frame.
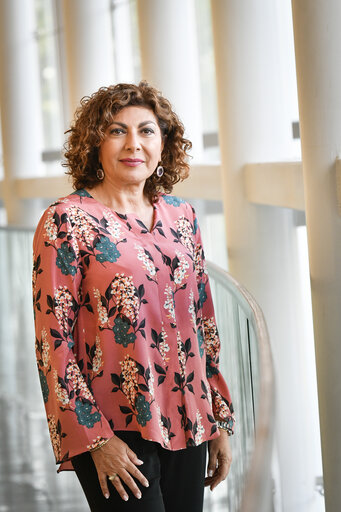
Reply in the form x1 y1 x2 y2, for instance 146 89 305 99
88 180 151 214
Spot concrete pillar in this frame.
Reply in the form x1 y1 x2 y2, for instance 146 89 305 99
211 1 319 510
0 0 44 225
137 0 203 160
291 2 341 510
61 0 115 119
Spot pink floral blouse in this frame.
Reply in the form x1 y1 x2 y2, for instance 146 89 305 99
32 189 235 472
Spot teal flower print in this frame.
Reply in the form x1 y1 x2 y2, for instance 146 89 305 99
193 216 198 235
67 334 75 349
163 195 185 207
56 242 77 276
95 236 121 263
113 317 136 347
206 356 219 379
198 282 207 308
135 395 152 426
71 189 92 198
75 398 101 428
197 327 205 358
39 370 49 403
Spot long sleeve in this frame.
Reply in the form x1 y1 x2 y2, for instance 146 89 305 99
191 206 236 435
32 203 114 471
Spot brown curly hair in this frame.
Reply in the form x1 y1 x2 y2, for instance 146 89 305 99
63 81 192 202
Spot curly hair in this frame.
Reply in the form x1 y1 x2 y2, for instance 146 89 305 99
63 81 192 202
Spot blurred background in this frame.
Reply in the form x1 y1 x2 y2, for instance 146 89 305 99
1 0 341 510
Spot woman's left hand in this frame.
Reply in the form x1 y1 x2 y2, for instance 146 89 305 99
205 429 232 491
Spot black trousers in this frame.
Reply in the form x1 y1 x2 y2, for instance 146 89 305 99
72 431 207 512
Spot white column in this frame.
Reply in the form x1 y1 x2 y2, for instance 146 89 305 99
292 2 341 510
137 0 203 160
111 0 135 83
61 0 115 119
211 1 319 510
0 0 44 225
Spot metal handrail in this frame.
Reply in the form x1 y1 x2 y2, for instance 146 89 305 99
207 261 275 512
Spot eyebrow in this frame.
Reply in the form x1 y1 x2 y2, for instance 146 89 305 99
109 120 156 129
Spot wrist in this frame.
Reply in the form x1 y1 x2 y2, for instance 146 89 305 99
89 437 111 453
216 419 233 436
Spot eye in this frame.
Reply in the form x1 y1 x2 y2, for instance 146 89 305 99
109 127 125 135
141 127 155 135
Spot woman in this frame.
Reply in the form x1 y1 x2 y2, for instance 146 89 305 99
32 81 235 511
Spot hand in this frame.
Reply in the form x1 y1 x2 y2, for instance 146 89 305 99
205 429 232 491
90 435 149 501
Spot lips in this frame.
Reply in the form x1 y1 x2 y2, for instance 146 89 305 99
120 158 144 163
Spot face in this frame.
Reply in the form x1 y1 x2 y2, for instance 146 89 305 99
98 106 164 189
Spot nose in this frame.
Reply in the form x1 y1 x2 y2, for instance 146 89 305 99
124 130 141 151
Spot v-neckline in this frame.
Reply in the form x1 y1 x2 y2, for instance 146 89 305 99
79 188 160 234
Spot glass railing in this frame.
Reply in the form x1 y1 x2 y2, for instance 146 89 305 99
0 228 275 512
205 261 275 512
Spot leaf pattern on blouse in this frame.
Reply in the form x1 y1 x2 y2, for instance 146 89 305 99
32 190 235 472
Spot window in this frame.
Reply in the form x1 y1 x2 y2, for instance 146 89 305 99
35 0 63 153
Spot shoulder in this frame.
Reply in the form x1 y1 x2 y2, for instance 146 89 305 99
49 189 91 212
159 193 195 216
33 190 88 249
37 189 92 223
158 194 200 239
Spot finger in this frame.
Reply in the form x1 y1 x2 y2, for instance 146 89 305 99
126 461 150 488
120 468 143 499
207 452 218 478
205 469 219 489
127 448 144 466
98 473 110 500
210 461 229 491
109 475 129 502
204 476 215 487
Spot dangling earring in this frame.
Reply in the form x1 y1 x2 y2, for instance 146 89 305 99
156 164 164 178
96 168 104 180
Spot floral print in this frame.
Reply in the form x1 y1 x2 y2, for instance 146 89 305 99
67 205 97 248
150 325 170 365
110 274 140 323
91 336 103 374
94 289 109 325
56 242 78 276
174 216 195 255
194 409 205 445
44 207 58 241
32 190 235 472
135 244 158 280
173 250 190 285
54 286 74 333
120 355 139 407
111 357 154 428
162 195 185 207
47 414 64 461
36 328 51 403
94 236 121 263
202 317 220 359
163 284 176 325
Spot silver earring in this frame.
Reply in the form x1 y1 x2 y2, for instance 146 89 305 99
96 168 104 180
156 165 164 177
